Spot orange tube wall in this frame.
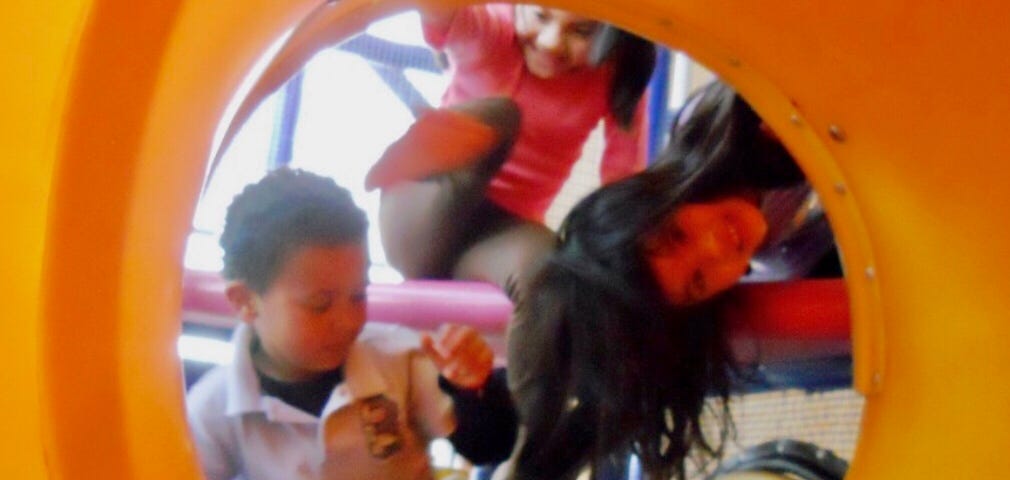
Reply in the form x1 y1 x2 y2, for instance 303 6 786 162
5 0 1010 478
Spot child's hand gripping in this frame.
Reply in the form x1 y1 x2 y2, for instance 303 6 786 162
421 324 495 391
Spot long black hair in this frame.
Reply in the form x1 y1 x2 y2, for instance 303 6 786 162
507 81 804 480
589 26 657 129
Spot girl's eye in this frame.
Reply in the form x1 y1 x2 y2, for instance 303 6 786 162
643 225 685 254
664 227 686 246
690 270 707 295
535 10 549 22
309 304 330 314
572 24 598 37
305 294 333 313
310 301 332 314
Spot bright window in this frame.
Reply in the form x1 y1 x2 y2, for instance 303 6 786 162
184 11 447 283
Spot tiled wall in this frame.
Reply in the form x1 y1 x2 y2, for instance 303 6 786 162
722 388 863 461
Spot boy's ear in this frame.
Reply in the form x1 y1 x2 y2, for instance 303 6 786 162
224 281 258 324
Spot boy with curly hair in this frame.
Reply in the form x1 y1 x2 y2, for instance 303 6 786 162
187 168 516 480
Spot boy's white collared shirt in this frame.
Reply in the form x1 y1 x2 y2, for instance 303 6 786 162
187 323 456 480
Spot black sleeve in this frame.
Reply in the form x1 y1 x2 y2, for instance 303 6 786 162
438 367 518 465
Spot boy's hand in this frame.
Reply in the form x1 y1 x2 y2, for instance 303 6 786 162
421 324 494 391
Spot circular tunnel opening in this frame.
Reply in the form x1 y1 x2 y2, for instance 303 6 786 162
177 3 865 478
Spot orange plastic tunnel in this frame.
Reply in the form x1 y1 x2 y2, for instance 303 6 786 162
5 0 1010 478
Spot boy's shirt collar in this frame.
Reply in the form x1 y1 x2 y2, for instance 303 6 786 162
319 337 388 417
224 324 392 424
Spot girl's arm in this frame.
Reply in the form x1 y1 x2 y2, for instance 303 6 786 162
418 4 458 40
420 4 513 66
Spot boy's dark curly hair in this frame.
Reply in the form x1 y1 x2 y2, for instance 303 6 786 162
219 168 368 292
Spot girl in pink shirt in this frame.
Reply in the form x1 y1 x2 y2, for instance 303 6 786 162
372 4 656 302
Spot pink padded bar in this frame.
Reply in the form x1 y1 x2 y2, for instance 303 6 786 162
182 270 849 342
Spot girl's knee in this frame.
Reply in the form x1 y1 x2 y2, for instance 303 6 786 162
502 231 554 303
453 97 520 141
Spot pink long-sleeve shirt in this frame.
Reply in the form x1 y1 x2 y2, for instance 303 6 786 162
423 4 647 222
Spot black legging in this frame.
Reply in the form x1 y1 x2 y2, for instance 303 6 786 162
377 97 554 303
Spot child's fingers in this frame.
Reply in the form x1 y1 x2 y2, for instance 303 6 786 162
455 334 493 368
449 348 493 390
431 324 473 357
420 332 449 369
433 324 495 389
